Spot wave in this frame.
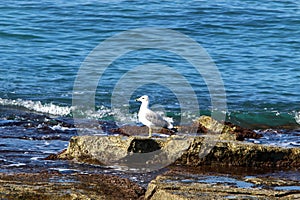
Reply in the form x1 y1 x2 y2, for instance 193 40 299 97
0 98 72 116
0 98 114 119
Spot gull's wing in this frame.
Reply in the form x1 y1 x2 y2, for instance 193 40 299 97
145 109 170 128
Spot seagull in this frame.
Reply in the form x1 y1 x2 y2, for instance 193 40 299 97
135 95 174 138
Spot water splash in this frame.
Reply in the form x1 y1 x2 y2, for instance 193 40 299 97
295 111 300 125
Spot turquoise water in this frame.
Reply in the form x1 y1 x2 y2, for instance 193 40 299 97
0 0 300 128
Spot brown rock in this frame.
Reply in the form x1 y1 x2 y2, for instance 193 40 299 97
110 125 175 136
192 115 262 140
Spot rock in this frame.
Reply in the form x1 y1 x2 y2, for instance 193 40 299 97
144 168 300 200
224 121 262 141
0 172 145 200
110 125 175 136
175 137 300 168
55 134 300 170
191 115 262 141
56 135 193 172
57 136 135 165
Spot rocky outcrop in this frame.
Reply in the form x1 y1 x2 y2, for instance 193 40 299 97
55 135 300 169
51 116 298 170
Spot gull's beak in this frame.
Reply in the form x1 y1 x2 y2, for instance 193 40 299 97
135 97 140 102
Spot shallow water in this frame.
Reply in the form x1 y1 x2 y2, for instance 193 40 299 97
173 175 255 189
246 129 300 148
162 166 300 196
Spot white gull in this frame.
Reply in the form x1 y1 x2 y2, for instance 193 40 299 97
135 95 174 138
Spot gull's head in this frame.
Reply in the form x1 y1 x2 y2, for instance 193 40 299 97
135 95 149 103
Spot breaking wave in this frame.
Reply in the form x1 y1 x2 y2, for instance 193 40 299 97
0 98 114 120
0 98 72 116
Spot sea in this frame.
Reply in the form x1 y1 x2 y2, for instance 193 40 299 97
0 0 299 176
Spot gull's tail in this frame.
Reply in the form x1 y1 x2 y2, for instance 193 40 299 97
170 127 178 133
167 123 173 129
164 117 177 132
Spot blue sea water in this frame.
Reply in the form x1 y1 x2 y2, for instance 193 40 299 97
0 1 299 128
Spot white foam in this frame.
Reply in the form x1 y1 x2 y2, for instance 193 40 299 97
290 142 300 146
87 105 114 119
0 97 116 120
0 98 72 116
151 133 170 138
50 124 75 131
49 168 80 173
5 163 26 167
30 156 43 160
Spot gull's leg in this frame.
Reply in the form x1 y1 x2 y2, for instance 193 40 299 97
148 127 152 138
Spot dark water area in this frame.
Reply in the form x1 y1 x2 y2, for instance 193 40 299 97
0 0 299 189
0 106 73 172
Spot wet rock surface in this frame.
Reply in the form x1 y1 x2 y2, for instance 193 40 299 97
0 172 145 200
145 166 300 200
